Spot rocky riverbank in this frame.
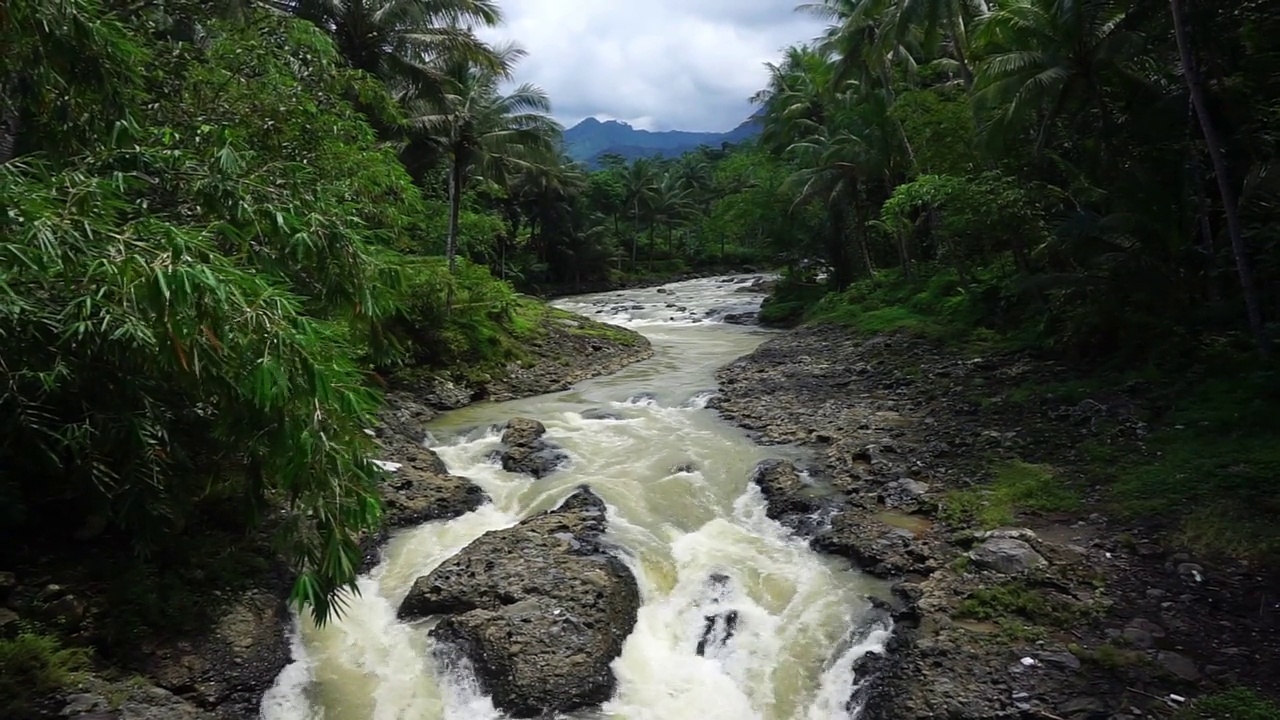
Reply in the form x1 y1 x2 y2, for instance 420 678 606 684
6 306 651 720
713 324 1280 719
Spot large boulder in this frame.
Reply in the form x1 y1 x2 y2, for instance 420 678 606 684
968 538 1047 574
398 487 640 718
498 418 568 478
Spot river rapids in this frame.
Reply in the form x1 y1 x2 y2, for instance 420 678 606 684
260 276 891 720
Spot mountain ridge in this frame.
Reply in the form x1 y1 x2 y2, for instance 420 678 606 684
563 112 762 166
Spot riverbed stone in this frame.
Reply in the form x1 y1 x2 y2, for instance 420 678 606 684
380 443 488 528
1156 650 1201 681
881 478 931 508
399 487 640 718
750 459 826 525
968 538 1047 574
499 417 569 478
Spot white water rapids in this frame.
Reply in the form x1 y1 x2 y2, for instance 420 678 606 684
260 276 891 720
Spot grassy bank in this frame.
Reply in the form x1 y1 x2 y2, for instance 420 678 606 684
770 271 1280 565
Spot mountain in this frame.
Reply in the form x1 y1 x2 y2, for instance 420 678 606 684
562 113 761 166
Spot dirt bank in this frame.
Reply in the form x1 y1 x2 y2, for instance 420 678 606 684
713 324 1279 720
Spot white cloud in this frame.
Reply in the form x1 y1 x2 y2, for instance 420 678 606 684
478 0 826 131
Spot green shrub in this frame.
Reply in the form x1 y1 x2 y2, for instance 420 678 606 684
1176 689 1280 720
940 460 1079 529
0 633 90 716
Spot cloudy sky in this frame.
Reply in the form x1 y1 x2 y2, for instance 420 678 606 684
478 1 826 132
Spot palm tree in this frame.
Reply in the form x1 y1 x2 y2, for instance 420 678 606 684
753 45 837 155
785 88 900 289
970 0 1143 154
403 43 561 272
278 0 504 95
650 173 692 257
621 159 658 266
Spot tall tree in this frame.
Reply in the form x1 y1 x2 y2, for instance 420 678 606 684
404 44 560 272
1170 0 1269 356
279 0 504 96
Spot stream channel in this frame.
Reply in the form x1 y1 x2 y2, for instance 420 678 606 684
260 276 891 720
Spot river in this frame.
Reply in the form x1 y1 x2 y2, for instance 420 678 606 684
260 276 890 720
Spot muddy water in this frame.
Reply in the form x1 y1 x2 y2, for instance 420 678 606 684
260 276 890 720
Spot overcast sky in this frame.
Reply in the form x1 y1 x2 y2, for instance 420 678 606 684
477 1 826 132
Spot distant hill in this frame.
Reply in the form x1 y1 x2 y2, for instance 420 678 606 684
563 113 761 166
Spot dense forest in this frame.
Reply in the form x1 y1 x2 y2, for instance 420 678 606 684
2 0 1279 707
749 0 1279 362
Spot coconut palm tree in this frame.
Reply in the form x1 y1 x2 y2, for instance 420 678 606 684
278 0 504 96
621 158 658 266
403 43 561 272
970 0 1144 154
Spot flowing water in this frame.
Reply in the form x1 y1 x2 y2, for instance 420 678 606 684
260 276 891 720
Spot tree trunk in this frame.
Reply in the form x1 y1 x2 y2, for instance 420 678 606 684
1171 0 1269 357
1186 98 1218 302
950 18 975 90
828 204 854 291
0 103 19 165
446 156 464 274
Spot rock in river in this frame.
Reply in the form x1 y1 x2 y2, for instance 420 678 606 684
750 459 825 526
398 487 640 718
498 417 569 478
380 442 488 528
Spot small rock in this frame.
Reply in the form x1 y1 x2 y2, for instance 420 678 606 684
62 693 109 714
1176 563 1204 582
880 479 931 508
969 538 1047 574
983 527 1039 542
1122 627 1154 649
1038 651 1082 671
43 594 87 628
1057 696 1107 717
1156 650 1201 681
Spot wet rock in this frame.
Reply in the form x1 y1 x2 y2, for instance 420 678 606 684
141 588 289 717
499 418 569 479
695 573 739 657
813 512 941 578
749 459 825 524
968 538 1046 574
671 463 697 474
380 443 488 529
399 487 640 718
580 408 622 421
721 311 759 325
